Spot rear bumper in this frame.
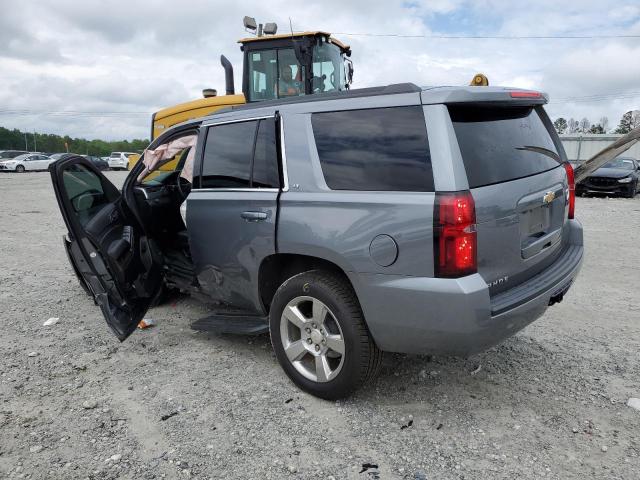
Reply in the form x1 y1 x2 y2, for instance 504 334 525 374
350 219 583 356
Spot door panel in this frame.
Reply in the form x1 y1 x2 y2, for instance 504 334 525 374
35 155 50 170
25 156 38 171
187 190 278 313
50 155 162 341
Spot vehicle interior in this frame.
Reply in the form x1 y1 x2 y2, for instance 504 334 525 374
127 130 199 294
52 128 201 337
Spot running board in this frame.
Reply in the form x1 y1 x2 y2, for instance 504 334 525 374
190 315 269 335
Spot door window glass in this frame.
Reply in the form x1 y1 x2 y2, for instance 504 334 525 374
62 164 115 227
252 118 280 188
201 121 257 188
312 43 346 93
247 48 305 101
248 50 277 101
276 49 305 98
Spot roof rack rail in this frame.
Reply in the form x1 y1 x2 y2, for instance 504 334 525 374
230 83 421 112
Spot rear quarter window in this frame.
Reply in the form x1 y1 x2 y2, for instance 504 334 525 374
450 105 561 188
311 106 434 191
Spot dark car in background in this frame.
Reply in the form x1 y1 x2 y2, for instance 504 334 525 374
577 156 640 198
81 155 109 170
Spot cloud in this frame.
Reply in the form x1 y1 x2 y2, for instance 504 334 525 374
0 0 639 140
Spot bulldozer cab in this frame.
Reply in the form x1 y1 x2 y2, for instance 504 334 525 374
240 31 352 102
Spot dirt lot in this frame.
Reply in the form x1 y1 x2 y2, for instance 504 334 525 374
0 170 639 480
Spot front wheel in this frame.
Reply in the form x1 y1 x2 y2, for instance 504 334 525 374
625 182 637 198
15 165 25 173
269 270 382 400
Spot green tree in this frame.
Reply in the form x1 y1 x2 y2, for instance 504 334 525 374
0 126 148 156
614 110 640 134
553 117 568 134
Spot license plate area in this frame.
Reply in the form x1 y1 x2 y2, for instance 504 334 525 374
517 185 564 259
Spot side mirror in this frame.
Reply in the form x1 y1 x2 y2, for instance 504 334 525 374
345 58 354 85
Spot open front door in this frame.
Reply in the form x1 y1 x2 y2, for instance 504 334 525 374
50 155 163 341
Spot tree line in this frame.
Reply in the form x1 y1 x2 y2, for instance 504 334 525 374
553 110 640 135
0 126 148 157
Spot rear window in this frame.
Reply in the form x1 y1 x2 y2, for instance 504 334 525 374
311 106 434 191
450 106 561 188
110 153 120 158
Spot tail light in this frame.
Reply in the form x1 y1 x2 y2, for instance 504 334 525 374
510 91 542 98
563 162 575 219
434 191 477 278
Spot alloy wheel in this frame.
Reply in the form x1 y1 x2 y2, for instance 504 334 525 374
279 295 345 383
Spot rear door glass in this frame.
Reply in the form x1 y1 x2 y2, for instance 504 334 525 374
201 121 257 188
311 106 434 191
252 118 279 188
449 106 561 188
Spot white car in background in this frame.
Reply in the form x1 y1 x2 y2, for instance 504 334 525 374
108 152 134 170
0 153 52 172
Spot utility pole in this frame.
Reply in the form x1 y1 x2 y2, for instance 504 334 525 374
24 132 28 151
33 131 37 152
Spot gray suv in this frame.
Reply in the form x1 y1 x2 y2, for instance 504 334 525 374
50 83 583 399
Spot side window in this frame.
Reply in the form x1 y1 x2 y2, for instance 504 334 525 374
311 106 434 191
201 121 257 188
62 164 116 227
248 50 277 101
252 118 280 188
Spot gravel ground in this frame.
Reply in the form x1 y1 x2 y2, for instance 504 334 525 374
0 170 639 480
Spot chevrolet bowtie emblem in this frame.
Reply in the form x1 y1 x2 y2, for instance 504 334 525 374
543 191 556 204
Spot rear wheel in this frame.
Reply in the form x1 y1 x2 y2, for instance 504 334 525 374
15 165 25 173
269 270 382 400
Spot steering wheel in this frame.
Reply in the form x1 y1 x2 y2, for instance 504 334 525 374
312 74 326 93
175 173 191 201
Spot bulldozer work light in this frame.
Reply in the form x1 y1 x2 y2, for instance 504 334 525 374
243 16 257 32
263 22 278 35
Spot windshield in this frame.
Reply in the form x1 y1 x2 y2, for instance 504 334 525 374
312 42 346 93
602 158 635 170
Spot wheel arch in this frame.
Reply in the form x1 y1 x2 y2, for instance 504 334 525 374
258 253 358 315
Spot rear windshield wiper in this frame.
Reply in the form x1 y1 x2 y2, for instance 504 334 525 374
516 145 561 162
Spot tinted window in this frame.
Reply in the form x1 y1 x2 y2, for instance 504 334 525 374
252 118 279 188
312 106 433 191
62 164 113 227
201 121 257 188
450 106 561 188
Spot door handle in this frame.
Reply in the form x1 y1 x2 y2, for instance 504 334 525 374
241 211 268 221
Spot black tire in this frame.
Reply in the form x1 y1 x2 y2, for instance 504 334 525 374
269 270 382 400
625 183 636 198
15 165 25 173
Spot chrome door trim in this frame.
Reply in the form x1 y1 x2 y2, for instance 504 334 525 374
192 188 279 193
279 117 290 192
202 115 274 127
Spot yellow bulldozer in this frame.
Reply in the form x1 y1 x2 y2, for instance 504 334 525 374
128 17 353 170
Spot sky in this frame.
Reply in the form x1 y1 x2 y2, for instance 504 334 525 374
1 0 639 141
